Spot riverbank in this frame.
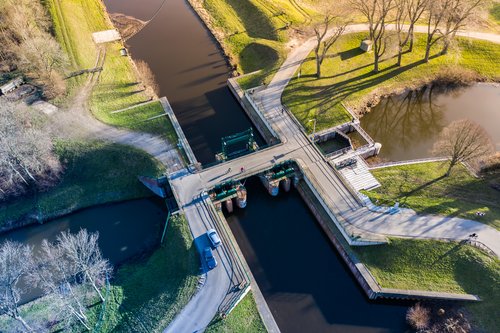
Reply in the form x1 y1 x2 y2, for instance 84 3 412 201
0 140 165 233
46 0 172 137
187 0 317 89
0 214 200 332
364 162 500 230
282 32 500 132
354 238 500 332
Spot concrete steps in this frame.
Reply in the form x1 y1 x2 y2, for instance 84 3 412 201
334 156 380 191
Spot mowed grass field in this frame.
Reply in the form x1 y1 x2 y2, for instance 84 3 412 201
282 32 500 132
45 0 173 137
363 162 500 230
355 239 500 332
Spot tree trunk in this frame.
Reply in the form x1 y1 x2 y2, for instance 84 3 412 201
397 46 403 66
316 53 321 79
14 314 33 332
441 39 450 55
408 28 415 52
373 54 380 73
424 37 432 63
445 160 456 176
86 271 105 302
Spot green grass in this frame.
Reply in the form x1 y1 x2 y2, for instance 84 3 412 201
201 0 317 89
89 214 199 332
362 162 500 230
45 0 173 137
206 292 266 333
282 32 500 132
354 239 500 332
0 140 165 229
490 3 500 25
0 215 199 333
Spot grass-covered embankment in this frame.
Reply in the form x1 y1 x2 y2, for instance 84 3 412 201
45 0 172 137
191 0 318 89
90 214 199 332
206 292 266 333
283 32 500 132
363 162 500 230
0 215 200 332
0 140 165 230
354 239 500 332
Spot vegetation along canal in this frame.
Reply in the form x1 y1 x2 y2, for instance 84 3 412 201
103 0 413 331
104 0 264 165
361 83 500 161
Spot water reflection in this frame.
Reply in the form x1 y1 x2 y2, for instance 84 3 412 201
361 84 500 161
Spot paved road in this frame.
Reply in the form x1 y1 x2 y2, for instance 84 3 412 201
164 24 500 333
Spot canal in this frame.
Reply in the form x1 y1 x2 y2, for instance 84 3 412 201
361 83 500 161
104 0 264 165
227 177 409 333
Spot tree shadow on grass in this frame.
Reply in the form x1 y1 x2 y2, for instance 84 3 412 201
239 42 280 73
225 0 278 41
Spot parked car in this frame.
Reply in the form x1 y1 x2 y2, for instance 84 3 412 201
204 247 217 269
207 228 221 248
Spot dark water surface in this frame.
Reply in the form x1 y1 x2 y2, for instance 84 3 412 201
0 198 166 264
227 178 410 333
361 84 500 161
104 0 263 165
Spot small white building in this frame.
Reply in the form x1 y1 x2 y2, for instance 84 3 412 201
0 77 24 95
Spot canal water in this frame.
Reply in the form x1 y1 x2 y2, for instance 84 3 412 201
104 0 263 165
361 84 500 161
0 198 166 264
227 177 409 333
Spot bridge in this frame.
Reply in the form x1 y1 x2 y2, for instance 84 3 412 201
165 26 500 333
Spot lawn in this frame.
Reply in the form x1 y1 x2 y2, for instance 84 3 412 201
282 32 500 132
0 140 165 230
0 214 200 333
45 0 173 137
196 0 318 89
354 238 500 332
205 292 266 333
363 162 500 230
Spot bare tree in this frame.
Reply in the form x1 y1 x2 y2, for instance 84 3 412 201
0 241 35 332
406 0 428 52
57 230 111 302
312 10 350 78
136 60 159 97
352 0 396 72
0 102 61 200
424 0 484 62
394 0 428 65
432 119 494 176
31 239 92 330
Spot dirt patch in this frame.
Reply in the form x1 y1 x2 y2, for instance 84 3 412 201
110 13 146 40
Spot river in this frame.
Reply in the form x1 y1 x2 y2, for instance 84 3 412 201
361 83 500 161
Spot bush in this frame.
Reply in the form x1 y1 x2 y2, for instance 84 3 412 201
406 303 431 330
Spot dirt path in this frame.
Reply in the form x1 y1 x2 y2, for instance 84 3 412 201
55 48 184 172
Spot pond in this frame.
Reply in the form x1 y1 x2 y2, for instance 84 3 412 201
360 83 500 161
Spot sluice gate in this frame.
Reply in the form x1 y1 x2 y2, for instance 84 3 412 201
215 128 258 162
259 160 297 196
208 180 247 213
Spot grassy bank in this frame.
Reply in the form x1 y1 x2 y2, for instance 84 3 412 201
192 0 318 89
90 214 199 332
282 32 500 132
363 162 500 230
0 214 199 332
0 140 165 230
45 0 172 137
354 239 500 332
206 292 266 333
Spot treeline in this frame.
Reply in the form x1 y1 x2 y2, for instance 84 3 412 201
312 0 486 77
0 101 60 201
0 230 111 332
0 0 68 98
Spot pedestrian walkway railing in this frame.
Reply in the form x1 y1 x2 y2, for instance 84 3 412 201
369 157 449 169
